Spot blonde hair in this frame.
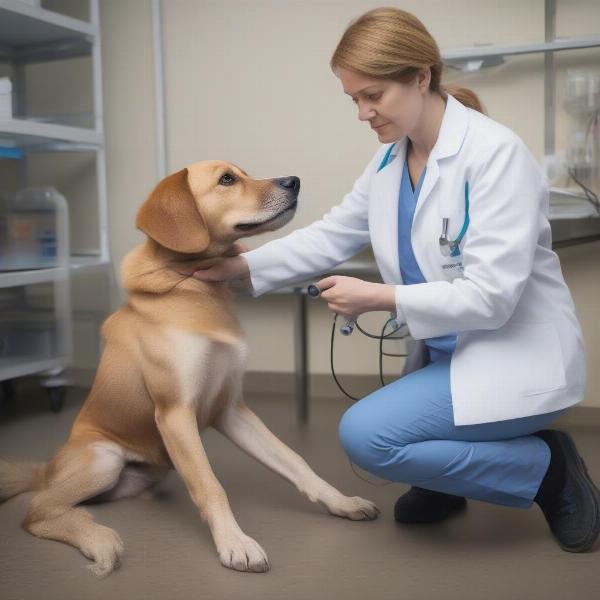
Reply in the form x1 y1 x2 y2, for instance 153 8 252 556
330 6 486 115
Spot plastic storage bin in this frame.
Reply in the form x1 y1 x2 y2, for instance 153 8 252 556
0 187 68 271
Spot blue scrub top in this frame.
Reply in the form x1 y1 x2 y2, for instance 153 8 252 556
398 156 457 359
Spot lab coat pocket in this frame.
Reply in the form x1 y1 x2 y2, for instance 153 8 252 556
498 321 567 397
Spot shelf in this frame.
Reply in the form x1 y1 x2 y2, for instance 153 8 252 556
0 117 101 149
0 265 67 288
549 187 600 220
0 354 69 380
0 257 109 288
0 0 95 62
442 35 600 70
70 255 110 271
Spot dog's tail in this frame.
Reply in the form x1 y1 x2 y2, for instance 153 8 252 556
0 458 46 501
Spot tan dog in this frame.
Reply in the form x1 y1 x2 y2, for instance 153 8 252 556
0 161 379 577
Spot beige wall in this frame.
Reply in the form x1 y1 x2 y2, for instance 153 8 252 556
35 1 600 407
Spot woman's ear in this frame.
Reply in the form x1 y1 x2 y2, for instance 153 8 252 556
135 168 211 253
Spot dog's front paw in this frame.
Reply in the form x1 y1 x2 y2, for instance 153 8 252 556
217 531 270 573
324 495 381 521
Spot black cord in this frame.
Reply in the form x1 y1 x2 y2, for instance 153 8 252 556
568 109 600 214
568 167 600 213
330 313 408 402
329 311 410 486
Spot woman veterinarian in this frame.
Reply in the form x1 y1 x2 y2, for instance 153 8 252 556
192 7 600 552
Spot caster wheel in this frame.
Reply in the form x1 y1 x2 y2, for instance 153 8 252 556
1 380 16 410
48 386 66 413
2 379 15 400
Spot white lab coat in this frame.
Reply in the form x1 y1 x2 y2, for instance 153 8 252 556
241 93 587 426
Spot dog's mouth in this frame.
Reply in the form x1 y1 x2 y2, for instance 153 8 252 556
235 199 298 231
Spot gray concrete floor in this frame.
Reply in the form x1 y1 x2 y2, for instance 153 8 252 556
0 379 599 600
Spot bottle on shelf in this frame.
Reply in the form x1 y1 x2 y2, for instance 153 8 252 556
0 187 68 271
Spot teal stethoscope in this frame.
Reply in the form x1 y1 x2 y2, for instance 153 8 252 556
377 141 470 258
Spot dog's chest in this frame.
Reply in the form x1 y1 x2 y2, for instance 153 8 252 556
164 328 248 422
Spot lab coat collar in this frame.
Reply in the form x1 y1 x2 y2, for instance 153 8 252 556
372 92 470 236
388 92 469 162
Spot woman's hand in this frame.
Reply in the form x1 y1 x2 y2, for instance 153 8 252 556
315 275 374 319
191 241 251 286
315 275 396 318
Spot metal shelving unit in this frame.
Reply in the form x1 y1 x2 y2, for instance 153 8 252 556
441 0 600 248
0 0 108 411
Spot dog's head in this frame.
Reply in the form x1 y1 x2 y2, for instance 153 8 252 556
135 161 300 254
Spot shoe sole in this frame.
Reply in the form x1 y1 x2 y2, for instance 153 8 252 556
552 430 600 552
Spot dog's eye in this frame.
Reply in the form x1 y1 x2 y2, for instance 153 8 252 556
219 173 236 186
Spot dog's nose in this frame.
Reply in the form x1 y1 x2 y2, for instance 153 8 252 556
275 176 300 192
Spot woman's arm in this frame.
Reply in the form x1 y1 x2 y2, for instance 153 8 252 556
240 144 390 297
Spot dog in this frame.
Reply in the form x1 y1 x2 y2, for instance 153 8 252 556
0 161 379 577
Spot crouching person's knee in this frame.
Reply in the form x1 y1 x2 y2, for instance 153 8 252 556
338 404 381 472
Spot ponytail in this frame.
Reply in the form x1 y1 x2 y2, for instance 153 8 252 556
440 83 487 114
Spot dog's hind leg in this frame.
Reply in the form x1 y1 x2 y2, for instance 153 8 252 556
82 462 169 504
22 438 127 578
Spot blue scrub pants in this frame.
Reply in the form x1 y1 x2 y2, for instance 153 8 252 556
338 347 569 508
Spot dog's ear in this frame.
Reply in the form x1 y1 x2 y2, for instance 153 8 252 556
136 168 210 253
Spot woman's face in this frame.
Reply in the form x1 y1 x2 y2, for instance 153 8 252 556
334 66 429 143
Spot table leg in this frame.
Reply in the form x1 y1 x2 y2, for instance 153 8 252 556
293 288 309 425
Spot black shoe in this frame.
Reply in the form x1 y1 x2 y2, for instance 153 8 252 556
533 429 600 552
393 486 467 523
